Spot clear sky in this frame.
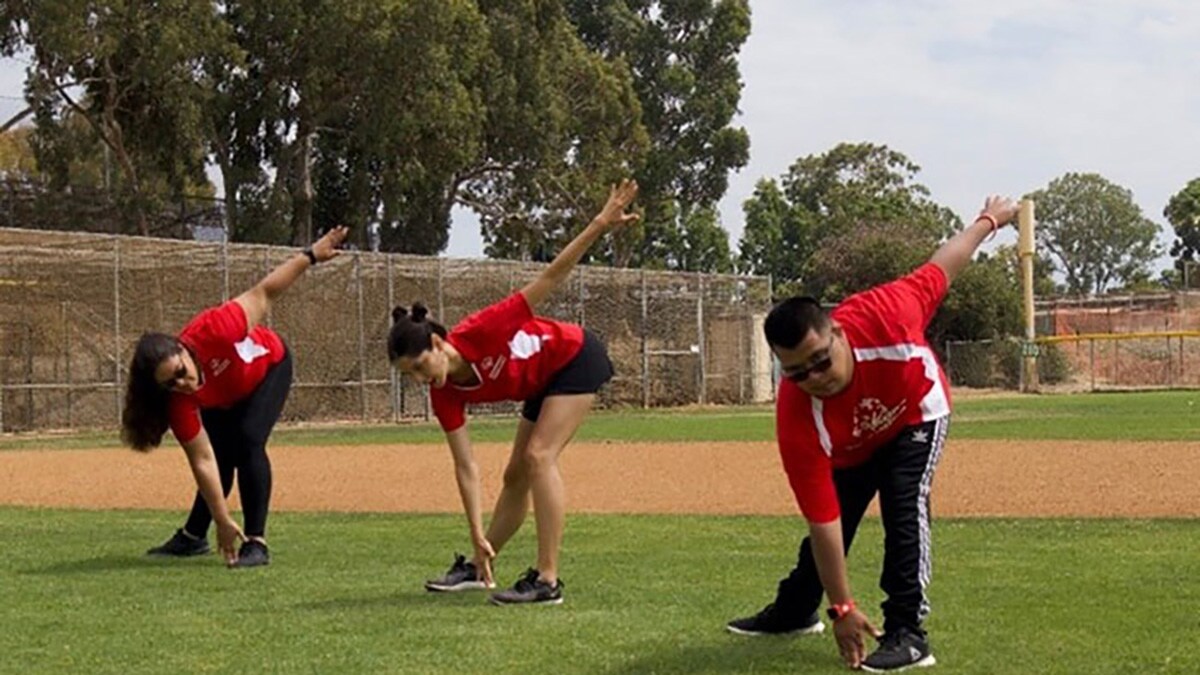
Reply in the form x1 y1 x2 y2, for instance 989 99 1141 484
3 1 1197 269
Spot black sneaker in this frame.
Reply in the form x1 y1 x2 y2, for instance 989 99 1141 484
861 627 936 672
231 539 270 568
726 604 825 636
146 529 210 557
425 554 493 592
488 568 563 606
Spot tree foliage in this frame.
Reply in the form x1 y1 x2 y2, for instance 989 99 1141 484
5 0 231 234
1164 177 1200 286
1027 173 1162 296
566 0 750 269
3 0 751 273
739 143 959 297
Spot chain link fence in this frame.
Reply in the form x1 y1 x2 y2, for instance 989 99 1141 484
945 333 1200 393
0 227 774 433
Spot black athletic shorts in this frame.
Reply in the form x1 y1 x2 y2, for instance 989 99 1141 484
521 329 614 422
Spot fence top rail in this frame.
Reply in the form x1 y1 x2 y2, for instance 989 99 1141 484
1035 292 1195 310
0 226 769 286
1036 331 1200 344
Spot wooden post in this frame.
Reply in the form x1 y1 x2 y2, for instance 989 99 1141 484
1018 199 1038 392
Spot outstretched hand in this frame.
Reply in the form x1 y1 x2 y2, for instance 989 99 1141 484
594 179 640 232
834 608 883 669
979 195 1019 230
472 537 496 587
216 519 245 567
311 225 350 262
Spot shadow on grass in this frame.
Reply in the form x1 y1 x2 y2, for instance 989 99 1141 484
603 637 840 674
20 553 208 575
294 589 487 612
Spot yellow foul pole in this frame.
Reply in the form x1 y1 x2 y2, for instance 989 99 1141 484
1018 199 1038 392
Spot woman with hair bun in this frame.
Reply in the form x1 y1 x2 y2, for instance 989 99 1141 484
388 180 638 605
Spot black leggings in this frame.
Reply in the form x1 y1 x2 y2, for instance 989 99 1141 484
182 351 292 539
770 417 949 635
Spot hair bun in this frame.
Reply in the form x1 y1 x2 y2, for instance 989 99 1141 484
391 306 408 324
411 303 428 322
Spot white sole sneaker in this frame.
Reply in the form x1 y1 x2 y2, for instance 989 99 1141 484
424 580 494 592
488 595 564 606
726 620 826 637
861 654 937 672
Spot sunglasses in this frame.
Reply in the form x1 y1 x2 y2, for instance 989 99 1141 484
158 364 188 391
783 335 836 383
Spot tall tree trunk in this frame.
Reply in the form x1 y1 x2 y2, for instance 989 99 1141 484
216 153 241 241
103 119 148 236
289 121 315 246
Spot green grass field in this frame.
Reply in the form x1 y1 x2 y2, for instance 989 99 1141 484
3 389 1198 451
1 391 1197 673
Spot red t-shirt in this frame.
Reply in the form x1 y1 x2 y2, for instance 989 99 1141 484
777 263 952 523
167 301 286 443
431 293 585 432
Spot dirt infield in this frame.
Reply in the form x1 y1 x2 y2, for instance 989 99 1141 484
1 439 1197 517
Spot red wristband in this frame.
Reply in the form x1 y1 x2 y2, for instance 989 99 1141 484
826 599 857 621
976 213 999 233
974 212 1003 241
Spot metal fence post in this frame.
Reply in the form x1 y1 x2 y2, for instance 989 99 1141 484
261 249 272 329
63 301 72 427
113 237 122 427
1176 333 1185 381
768 275 776 400
387 255 398 422
356 253 368 422
436 258 445 318
578 267 586 327
1167 336 1173 387
641 269 649 409
945 340 953 385
697 273 706 405
220 228 230 301
430 258 443 421
738 287 747 405
23 325 32 428
1089 339 1096 392
1112 340 1118 386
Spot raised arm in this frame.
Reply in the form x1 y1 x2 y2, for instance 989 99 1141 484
519 180 639 310
929 195 1019 285
234 225 350 330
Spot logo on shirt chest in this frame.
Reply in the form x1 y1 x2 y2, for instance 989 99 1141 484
480 355 507 380
852 397 907 439
209 358 231 378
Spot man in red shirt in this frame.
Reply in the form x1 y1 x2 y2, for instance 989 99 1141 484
726 196 1019 671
